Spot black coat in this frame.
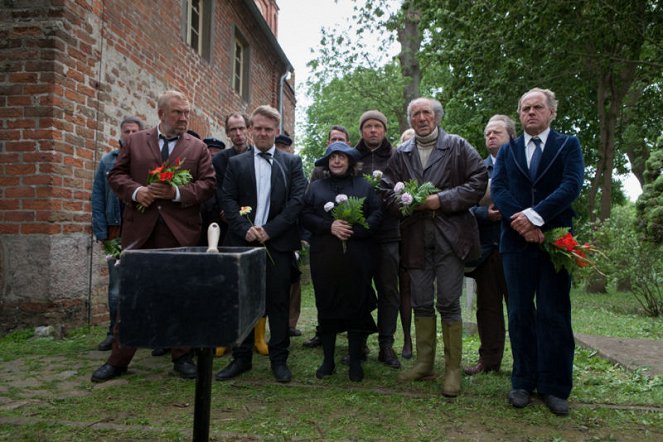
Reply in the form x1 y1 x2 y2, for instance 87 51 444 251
221 149 307 252
301 174 382 332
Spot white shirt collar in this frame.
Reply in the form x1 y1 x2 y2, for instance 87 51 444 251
254 146 276 157
524 127 551 149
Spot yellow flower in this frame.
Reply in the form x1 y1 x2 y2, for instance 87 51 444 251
239 206 252 216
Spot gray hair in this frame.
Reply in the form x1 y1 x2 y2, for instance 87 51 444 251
399 128 415 144
407 97 444 126
487 114 517 139
120 115 144 131
517 88 558 120
158 90 189 111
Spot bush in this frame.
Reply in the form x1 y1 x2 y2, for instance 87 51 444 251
580 204 663 316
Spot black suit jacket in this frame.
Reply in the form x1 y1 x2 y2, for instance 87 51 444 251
468 155 501 266
221 148 307 252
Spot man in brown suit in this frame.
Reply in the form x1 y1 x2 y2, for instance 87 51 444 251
91 90 216 382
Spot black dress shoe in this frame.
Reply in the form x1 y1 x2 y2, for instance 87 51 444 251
378 346 401 369
151 348 170 357
315 362 335 379
463 361 500 376
173 355 197 379
272 363 292 383
289 328 302 337
508 389 531 408
215 359 252 381
303 334 321 348
348 363 364 382
97 335 113 351
91 363 127 383
542 394 569 416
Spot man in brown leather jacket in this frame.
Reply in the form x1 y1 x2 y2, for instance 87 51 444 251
382 97 487 397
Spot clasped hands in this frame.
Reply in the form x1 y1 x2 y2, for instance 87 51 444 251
135 183 176 208
331 220 352 241
510 211 544 243
246 225 270 244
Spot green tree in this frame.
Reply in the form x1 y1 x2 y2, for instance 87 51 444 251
419 0 663 221
636 135 663 243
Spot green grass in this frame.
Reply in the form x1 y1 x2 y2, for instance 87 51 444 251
0 283 661 441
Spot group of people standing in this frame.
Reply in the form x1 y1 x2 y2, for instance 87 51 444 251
90 86 583 416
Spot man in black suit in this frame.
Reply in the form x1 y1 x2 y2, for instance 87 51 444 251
216 105 307 383
212 112 251 244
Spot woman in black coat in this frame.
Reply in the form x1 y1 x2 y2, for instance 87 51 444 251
301 142 383 382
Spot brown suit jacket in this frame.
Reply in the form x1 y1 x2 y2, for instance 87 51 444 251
108 127 216 249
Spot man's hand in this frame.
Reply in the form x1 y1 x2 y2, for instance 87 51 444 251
148 182 176 200
331 219 353 240
511 212 544 243
418 194 441 211
487 204 502 222
254 226 270 243
135 186 155 208
510 212 535 235
245 226 260 243
523 228 545 243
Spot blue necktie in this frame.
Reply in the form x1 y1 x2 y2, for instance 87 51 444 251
529 137 542 180
159 135 178 162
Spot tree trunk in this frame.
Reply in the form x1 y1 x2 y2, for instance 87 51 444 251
397 3 422 134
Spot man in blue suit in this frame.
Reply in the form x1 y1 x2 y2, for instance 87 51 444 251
216 105 307 383
492 88 584 416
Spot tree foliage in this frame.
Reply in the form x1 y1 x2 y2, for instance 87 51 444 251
636 135 663 243
419 0 663 221
300 0 662 225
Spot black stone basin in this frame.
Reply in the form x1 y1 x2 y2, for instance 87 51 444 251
118 246 265 348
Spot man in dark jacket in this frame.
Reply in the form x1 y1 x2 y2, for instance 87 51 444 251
216 105 307 383
464 115 515 375
354 110 403 369
382 97 487 397
492 88 584 416
91 115 144 351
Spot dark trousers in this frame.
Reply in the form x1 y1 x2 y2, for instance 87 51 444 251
466 250 508 367
107 219 191 367
375 241 400 347
502 247 575 399
233 248 293 365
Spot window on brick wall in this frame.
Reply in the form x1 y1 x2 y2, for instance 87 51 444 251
185 0 212 61
233 30 250 100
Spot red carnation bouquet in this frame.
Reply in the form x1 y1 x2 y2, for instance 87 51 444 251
137 158 192 212
542 227 603 276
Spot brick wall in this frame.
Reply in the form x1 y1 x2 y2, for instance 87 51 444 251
0 0 296 333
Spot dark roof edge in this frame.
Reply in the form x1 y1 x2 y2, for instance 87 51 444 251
242 0 293 72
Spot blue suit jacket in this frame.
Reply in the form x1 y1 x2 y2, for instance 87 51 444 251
491 129 584 254
221 148 307 252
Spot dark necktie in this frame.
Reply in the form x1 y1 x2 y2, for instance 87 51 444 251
159 135 178 162
529 137 543 180
258 151 272 166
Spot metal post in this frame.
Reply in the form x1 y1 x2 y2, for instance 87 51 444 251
193 347 214 442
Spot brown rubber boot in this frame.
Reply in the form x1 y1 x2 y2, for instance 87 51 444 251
398 316 436 381
442 321 463 397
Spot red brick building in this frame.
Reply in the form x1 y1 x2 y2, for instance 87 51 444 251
0 0 295 332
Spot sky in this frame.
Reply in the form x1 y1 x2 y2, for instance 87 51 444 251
275 0 643 201
276 0 379 118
